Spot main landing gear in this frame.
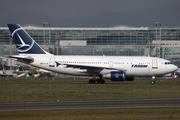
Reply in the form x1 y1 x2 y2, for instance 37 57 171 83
150 76 155 85
88 74 105 84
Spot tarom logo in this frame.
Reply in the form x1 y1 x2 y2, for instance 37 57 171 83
131 64 148 68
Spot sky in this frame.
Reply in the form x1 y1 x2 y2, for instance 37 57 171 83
1 0 180 18
0 0 180 27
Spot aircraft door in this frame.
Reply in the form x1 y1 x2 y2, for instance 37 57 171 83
152 59 158 69
49 57 55 67
109 61 113 68
150 59 158 75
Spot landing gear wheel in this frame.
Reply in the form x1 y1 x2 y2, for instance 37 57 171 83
150 80 155 85
100 79 105 84
89 79 94 84
94 80 99 84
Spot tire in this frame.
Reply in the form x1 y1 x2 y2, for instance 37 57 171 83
150 80 155 85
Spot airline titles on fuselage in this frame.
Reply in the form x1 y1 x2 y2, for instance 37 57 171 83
131 64 148 68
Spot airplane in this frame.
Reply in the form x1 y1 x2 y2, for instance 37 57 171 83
7 24 178 85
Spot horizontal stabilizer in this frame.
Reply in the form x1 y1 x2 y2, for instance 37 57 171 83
8 55 34 64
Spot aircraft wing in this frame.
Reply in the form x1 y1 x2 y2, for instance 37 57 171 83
62 63 127 73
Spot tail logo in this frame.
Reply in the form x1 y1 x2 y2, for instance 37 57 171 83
17 33 30 48
12 28 34 53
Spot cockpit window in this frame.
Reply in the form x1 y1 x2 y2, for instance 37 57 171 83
165 62 172 65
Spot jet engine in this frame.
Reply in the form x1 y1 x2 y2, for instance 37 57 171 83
103 71 126 81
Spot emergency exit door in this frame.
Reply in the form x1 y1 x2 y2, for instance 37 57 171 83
109 61 113 68
49 57 55 67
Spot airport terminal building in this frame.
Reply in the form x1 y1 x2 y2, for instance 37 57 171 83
1 24 180 65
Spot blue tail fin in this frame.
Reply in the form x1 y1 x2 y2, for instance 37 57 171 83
7 24 50 55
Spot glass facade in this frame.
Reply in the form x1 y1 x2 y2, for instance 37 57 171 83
1 26 180 65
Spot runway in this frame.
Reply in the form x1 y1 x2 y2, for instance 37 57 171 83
0 98 180 111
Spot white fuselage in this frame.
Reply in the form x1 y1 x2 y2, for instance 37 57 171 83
28 55 177 77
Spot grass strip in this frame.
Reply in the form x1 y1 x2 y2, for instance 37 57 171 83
0 107 180 120
0 78 180 102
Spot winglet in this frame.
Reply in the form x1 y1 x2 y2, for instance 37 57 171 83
7 24 51 55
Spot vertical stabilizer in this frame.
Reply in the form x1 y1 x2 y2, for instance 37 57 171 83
7 24 51 55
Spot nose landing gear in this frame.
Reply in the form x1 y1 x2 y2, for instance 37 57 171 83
150 76 155 85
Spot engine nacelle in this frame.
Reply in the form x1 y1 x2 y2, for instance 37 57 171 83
103 71 126 81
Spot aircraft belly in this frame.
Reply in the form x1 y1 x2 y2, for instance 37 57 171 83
126 68 150 77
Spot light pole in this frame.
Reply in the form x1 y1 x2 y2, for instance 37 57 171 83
55 30 62 55
43 22 50 27
147 35 152 56
56 36 60 55
42 22 51 52
155 22 161 57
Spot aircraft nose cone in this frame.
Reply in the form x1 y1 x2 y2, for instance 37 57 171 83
172 65 178 71
175 66 178 70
